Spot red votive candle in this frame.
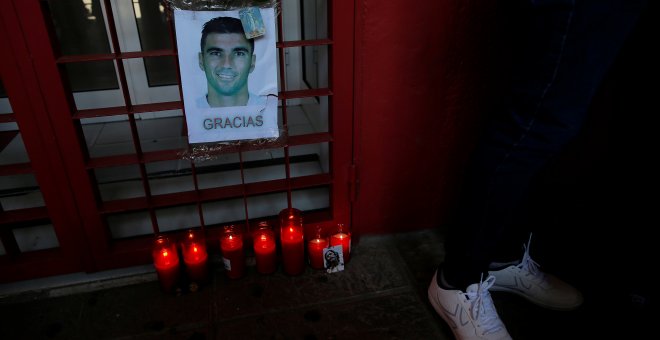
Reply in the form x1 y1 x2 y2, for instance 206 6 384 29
181 229 208 284
220 225 245 279
253 222 277 274
330 223 352 263
279 208 305 275
152 235 181 293
308 235 329 270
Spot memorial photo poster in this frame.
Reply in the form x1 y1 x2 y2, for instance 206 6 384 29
174 8 278 143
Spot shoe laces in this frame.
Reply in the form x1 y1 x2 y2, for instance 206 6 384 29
516 233 545 283
466 275 505 335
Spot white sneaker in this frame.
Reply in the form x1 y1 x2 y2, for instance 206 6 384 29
428 271 512 340
489 234 583 311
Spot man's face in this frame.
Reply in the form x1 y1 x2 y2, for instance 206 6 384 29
199 32 255 97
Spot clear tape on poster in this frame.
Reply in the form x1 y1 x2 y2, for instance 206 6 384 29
178 124 289 162
164 0 283 162
164 0 279 13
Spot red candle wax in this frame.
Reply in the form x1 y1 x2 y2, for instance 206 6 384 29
253 232 277 274
220 234 245 279
183 242 209 283
280 226 304 275
330 232 351 263
308 237 329 269
153 243 180 293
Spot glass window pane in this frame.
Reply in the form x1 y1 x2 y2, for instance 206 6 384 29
202 198 246 227
14 224 59 252
242 148 286 184
156 204 200 232
146 160 194 196
144 56 177 87
195 154 243 190
289 142 329 177
283 46 328 91
282 96 329 136
0 126 29 166
246 192 288 220
62 61 119 92
136 114 187 153
133 0 171 51
81 115 137 158
107 211 152 239
302 45 328 89
301 0 328 40
0 174 46 210
94 165 145 201
134 0 177 86
46 0 119 92
291 186 329 213
0 95 46 211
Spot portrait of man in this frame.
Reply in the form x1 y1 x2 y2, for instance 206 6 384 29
197 16 266 108
175 8 278 143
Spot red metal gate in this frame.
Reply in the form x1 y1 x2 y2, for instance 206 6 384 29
0 0 354 283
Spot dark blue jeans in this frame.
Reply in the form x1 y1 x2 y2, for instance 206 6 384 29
442 0 647 289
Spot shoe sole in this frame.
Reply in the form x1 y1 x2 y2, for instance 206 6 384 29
427 286 462 339
429 284 483 340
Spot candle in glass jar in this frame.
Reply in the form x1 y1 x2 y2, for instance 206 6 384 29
152 235 180 293
220 226 245 279
181 229 208 284
330 224 352 263
253 223 277 274
281 225 305 275
308 236 329 270
279 208 305 275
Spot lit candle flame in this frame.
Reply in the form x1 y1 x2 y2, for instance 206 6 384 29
162 250 168 257
193 246 198 253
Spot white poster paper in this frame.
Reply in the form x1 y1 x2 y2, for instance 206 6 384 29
174 9 279 143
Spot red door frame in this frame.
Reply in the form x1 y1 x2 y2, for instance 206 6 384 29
0 1 90 281
1 0 355 281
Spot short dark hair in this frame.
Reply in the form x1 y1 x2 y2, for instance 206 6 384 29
200 16 254 53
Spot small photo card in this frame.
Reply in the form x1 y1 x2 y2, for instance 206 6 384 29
239 7 266 39
323 245 345 273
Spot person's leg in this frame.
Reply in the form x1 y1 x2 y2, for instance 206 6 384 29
441 0 646 291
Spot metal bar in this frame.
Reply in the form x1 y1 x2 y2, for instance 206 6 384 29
7 0 115 273
97 173 332 215
84 132 333 169
277 38 333 48
0 162 32 176
0 207 49 225
329 0 355 230
279 88 332 99
238 149 251 232
0 114 16 122
100 0 158 233
1 0 91 274
56 49 177 64
74 101 182 120
276 9 293 209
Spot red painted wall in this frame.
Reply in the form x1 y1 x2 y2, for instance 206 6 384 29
353 1 500 234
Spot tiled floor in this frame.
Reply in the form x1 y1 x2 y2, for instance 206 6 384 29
0 228 653 339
